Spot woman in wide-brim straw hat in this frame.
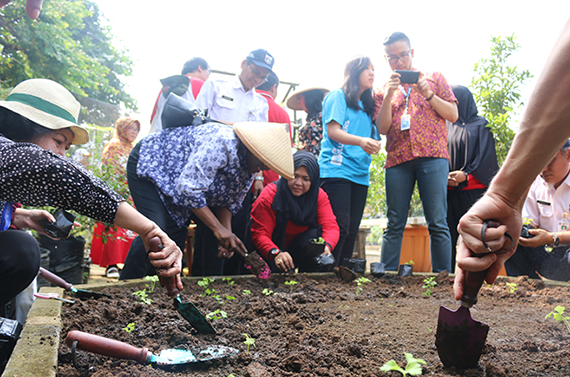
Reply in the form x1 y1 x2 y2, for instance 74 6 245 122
286 87 329 157
0 78 183 312
122 113 294 278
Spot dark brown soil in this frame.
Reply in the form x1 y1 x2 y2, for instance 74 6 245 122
56 272 570 376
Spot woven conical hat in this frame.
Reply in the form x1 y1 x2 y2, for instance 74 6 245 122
0 78 88 145
234 122 294 180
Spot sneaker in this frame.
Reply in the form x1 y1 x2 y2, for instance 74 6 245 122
106 266 119 278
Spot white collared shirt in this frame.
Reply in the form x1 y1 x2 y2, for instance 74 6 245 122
195 75 268 123
523 173 570 232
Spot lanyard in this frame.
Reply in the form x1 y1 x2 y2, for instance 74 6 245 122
399 86 412 113
0 202 13 231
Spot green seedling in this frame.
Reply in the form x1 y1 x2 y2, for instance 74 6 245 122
546 305 570 333
380 352 426 376
311 237 326 244
506 282 518 293
201 287 219 298
144 275 159 293
222 277 235 286
243 333 256 354
355 276 371 296
406 260 415 265
123 322 135 333
242 289 251 296
262 288 274 296
222 295 236 306
285 280 298 293
197 277 214 289
132 289 153 305
206 309 227 321
422 276 437 296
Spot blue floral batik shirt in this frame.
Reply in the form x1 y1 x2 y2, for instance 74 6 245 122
136 123 255 227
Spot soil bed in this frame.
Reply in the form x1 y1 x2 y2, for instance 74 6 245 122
57 272 570 376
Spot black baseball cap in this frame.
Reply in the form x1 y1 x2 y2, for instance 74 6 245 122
246 49 274 72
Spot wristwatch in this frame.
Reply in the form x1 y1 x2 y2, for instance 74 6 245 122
270 248 280 259
552 233 560 248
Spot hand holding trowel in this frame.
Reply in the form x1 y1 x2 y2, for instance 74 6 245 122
149 237 216 335
436 220 513 370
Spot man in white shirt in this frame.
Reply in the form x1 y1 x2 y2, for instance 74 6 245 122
505 140 570 280
195 49 273 124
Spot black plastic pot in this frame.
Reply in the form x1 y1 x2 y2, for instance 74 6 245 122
370 262 385 278
313 253 335 272
307 239 326 258
343 258 366 274
398 263 414 277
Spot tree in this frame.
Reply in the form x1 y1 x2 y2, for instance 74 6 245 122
0 0 136 117
470 34 532 165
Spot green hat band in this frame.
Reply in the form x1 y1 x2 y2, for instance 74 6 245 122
6 92 77 124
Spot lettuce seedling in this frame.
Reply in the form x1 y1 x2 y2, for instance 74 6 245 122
132 289 152 305
242 289 251 296
144 276 159 293
380 352 426 376
422 277 437 296
206 309 227 321
262 288 274 296
243 333 256 354
285 280 298 293
506 282 518 293
222 277 235 286
222 295 236 306
123 322 135 333
546 305 570 333
355 276 371 296
197 277 214 289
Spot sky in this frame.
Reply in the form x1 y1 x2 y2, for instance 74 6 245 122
94 0 570 137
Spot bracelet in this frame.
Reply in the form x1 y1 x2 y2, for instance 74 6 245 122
255 176 264 182
425 92 435 101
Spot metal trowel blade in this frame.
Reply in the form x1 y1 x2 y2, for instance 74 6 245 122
174 296 216 335
435 305 489 369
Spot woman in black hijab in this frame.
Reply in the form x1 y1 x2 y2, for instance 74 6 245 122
447 85 499 270
250 150 339 272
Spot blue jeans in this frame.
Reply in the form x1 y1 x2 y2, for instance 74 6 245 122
380 158 452 272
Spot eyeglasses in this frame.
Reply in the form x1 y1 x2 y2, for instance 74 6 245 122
127 126 139 132
386 51 411 64
248 63 269 82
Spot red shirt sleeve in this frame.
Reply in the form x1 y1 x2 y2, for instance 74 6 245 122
190 77 204 99
250 184 279 259
316 188 339 250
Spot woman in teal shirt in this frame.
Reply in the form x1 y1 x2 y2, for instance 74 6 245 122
318 56 381 266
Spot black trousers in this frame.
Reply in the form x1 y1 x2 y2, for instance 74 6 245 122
320 178 368 267
447 188 486 272
265 227 320 273
120 143 189 280
505 244 570 281
0 230 40 308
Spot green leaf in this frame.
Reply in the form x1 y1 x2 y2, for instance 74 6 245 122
380 359 403 373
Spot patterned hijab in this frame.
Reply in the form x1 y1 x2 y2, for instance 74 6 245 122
102 117 140 167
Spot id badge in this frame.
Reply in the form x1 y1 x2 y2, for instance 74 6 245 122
401 114 411 131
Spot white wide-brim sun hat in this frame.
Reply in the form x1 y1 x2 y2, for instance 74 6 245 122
234 122 294 180
0 78 88 145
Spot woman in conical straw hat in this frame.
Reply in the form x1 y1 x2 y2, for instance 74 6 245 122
0 78 183 310
122 100 294 278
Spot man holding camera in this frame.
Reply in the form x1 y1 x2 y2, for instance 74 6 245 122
374 31 458 273
505 141 570 281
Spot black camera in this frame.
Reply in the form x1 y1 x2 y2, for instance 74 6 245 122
520 223 536 239
43 209 75 239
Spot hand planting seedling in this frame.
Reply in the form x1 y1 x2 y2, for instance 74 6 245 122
285 280 298 293
123 322 135 333
144 275 159 293
206 309 227 321
422 276 437 296
380 352 426 376
132 289 152 305
546 305 570 333
222 277 235 286
243 333 256 354
262 288 274 296
242 289 251 296
506 282 518 294
355 276 371 296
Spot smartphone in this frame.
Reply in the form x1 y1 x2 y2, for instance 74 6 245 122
395 70 419 84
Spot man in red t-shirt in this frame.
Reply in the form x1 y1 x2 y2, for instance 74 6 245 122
150 57 210 132
252 71 292 199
